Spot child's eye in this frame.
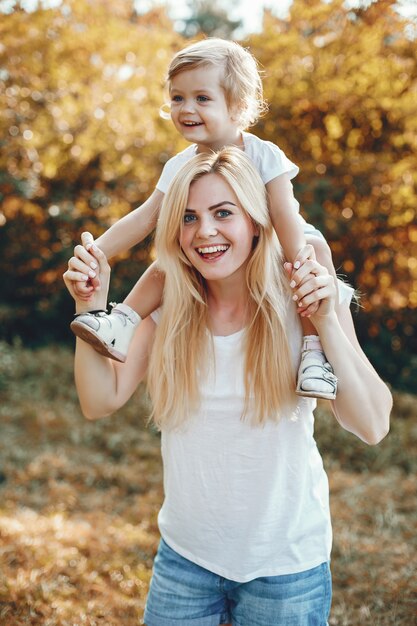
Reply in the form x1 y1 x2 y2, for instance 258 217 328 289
183 213 196 224
196 95 209 102
171 95 183 102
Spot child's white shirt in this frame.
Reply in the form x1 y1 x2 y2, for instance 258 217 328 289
156 131 323 236
157 131 299 192
150 286 353 582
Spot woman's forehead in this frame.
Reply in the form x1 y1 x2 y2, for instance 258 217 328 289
187 173 238 208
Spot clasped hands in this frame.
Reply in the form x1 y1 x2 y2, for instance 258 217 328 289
285 244 336 322
63 232 110 314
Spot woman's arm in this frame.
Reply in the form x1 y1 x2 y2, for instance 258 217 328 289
288 258 392 445
63 241 156 420
316 306 391 445
73 316 155 420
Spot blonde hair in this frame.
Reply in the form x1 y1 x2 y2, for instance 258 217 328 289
164 38 268 130
147 147 296 430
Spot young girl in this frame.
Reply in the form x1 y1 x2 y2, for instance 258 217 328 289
64 147 391 626
72 38 341 399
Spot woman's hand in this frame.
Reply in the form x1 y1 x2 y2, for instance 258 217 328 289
63 233 110 314
285 252 337 324
291 244 320 316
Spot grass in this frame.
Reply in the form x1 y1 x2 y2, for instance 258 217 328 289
0 342 416 625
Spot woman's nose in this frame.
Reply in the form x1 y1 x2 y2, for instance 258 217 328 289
196 216 217 238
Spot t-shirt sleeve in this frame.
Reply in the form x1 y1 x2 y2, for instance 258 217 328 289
257 140 299 184
150 308 161 324
156 146 195 193
337 279 355 305
156 156 180 194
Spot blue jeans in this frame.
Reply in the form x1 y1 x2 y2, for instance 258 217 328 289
144 539 332 626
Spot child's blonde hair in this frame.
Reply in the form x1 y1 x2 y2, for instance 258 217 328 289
147 147 296 430
165 38 268 129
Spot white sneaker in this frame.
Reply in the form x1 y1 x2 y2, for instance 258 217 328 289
70 303 141 363
296 338 337 400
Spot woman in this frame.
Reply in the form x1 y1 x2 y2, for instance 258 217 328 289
64 147 391 626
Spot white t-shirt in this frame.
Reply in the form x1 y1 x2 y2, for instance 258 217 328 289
156 132 324 237
150 286 352 582
157 131 299 192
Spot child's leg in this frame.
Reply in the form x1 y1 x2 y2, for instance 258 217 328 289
296 236 338 400
123 262 165 318
70 261 164 363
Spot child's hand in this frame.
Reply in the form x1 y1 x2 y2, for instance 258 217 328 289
290 245 319 316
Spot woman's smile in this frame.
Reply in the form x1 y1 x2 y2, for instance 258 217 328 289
195 243 230 260
179 173 257 284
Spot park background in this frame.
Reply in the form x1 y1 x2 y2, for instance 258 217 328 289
0 0 416 624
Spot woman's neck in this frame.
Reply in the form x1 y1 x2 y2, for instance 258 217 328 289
206 279 250 336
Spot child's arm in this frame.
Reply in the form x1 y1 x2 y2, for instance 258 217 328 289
95 189 164 259
70 232 165 319
266 174 307 264
267 174 321 320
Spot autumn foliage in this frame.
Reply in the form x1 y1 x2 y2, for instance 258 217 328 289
0 0 416 389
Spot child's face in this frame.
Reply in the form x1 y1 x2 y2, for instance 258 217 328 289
169 65 241 151
179 173 258 285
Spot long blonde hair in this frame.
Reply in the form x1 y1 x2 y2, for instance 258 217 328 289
163 38 268 130
147 148 296 429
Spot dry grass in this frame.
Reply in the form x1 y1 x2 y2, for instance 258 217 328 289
0 343 416 625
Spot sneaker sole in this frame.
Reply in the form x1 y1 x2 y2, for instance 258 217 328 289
295 388 336 401
70 320 127 363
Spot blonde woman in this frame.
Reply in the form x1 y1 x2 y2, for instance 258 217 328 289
64 148 391 626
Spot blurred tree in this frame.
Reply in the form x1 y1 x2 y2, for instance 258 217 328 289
0 0 184 342
248 0 417 389
180 0 242 38
0 0 416 390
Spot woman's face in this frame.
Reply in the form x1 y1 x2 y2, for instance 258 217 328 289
179 173 258 285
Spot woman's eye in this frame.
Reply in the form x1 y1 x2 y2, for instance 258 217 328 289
183 214 196 224
216 210 231 218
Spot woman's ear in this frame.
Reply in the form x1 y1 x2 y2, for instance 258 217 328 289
251 221 260 249
252 220 260 237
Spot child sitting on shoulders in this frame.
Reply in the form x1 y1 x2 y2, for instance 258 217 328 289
70 37 340 400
